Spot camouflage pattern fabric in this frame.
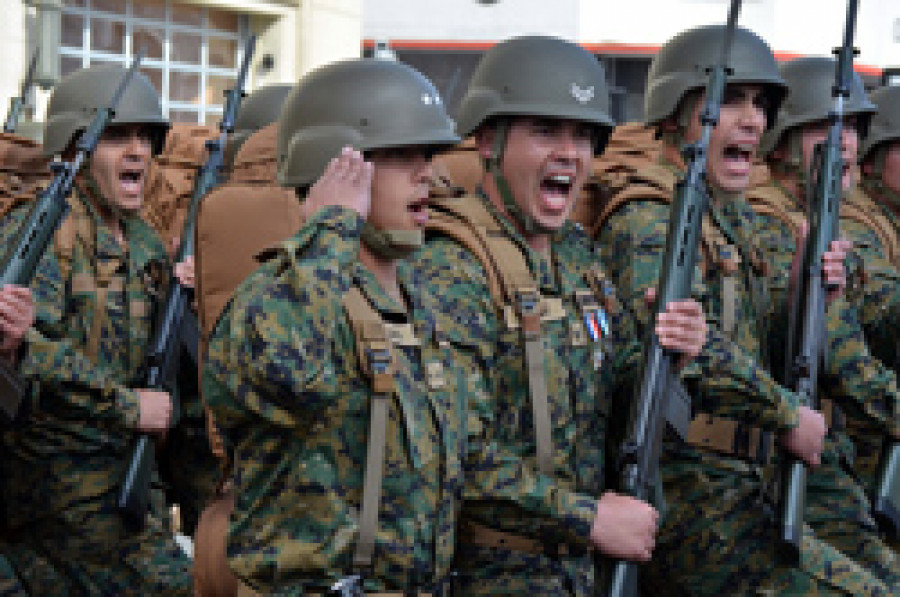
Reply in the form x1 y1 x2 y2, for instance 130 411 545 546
596 160 891 595
747 178 900 585
0 186 191 594
202 205 466 594
412 192 642 596
858 177 900 387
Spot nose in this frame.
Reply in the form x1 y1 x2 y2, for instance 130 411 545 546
413 154 434 182
738 99 766 132
554 130 582 160
124 130 152 158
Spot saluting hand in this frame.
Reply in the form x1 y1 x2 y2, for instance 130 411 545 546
302 146 374 221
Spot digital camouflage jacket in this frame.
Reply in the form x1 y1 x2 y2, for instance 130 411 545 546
203 206 466 594
597 160 891 595
413 192 641 595
0 185 192 594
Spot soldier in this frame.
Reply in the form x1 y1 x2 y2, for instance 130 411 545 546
0 64 193 594
858 85 900 370
202 58 466 594
749 57 900 581
412 35 707 596
594 27 891 594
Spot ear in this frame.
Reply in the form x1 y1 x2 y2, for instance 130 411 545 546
861 160 873 176
658 118 678 135
474 127 495 160
769 139 787 162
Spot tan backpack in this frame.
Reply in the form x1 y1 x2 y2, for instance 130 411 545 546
0 132 50 217
431 137 481 198
142 124 218 255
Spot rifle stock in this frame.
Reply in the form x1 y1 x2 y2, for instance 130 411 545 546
117 35 257 529
777 0 860 565
603 3 742 595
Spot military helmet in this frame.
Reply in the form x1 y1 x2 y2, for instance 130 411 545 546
760 57 876 155
225 84 292 165
860 85 900 162
43 64 169 157
277 59 459 188
644 25 787 128
455 35 614 151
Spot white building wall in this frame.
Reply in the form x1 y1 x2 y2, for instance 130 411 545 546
365 0 580 42
364 0 900 70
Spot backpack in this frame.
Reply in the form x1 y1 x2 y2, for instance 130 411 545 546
0 132 50 217
142 124 217 254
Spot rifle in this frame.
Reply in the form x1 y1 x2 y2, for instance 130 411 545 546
778 0 860 565
4 49 39 134
0 53 145 424
603 3 742 595
117 35 257 530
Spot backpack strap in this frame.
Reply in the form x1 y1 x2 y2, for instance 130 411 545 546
844 186 900 271
342 286 396 569
426 196 553 475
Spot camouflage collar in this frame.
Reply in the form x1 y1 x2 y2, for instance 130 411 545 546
475 188 575 293
351 261 410 321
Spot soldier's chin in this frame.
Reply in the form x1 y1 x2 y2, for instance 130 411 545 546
114 194 144 213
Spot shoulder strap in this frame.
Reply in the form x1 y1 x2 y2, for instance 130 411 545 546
426 196 553 475
843 187 900 269
342 286 396 569
746 183 805 241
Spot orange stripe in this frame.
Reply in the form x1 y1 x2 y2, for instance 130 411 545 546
362 38 883 77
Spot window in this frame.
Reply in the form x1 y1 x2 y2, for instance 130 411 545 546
59 0 249 125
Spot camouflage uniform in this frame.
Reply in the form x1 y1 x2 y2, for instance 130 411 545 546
413 191 640 596
748 176 900 584
597 160 889 595
0 186 192 595
858 179 900 376
202 205 466 593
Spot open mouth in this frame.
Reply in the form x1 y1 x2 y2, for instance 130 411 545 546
118 168 144 195
407 197 429 224
540 173 574 211
721 143 755 176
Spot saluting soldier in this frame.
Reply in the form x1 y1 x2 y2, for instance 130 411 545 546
202 58 468 594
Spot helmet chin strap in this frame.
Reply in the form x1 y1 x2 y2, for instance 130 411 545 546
360 223 423 260
485 119 555 237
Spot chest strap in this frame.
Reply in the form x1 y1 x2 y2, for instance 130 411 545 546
342 286 397 570
427 197 553 476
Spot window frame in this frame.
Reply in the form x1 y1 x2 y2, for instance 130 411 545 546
58 0 249 125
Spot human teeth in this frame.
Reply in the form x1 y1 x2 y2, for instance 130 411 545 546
548 175 572 184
